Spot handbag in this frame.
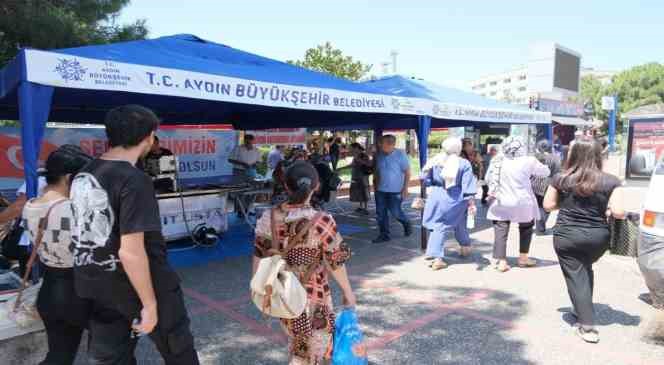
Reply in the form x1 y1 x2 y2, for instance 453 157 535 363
250 208 324 319
1 199 66 328
608 213 639 257
1 218 26 260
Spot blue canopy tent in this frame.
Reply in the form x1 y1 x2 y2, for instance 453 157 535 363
0 34 429 197
363 75 551 173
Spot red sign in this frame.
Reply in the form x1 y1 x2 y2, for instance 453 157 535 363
0 135 58 178
632 121 664 161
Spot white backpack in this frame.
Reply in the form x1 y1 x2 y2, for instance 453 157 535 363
250 208 323 319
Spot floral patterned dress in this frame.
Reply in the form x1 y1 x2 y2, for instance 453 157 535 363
254 205 351 365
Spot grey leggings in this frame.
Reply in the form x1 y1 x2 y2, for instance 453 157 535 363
492 220 535 259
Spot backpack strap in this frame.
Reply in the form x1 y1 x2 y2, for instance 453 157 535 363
13 198 67 312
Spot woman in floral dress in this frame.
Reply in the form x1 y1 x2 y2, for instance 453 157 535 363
254 161 356 365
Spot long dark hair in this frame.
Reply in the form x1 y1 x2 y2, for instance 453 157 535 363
285 161 320 204
559 139 603 196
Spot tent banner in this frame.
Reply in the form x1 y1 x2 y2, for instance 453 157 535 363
0 127 238 192
432 102 551 125
245 128 307 146
25 50 425 116
159 193 228 240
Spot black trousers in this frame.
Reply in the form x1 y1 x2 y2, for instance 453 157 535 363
554 229 609 327
492 220 534 259
36 266 91 365
87 286 199 365
535 195 550 233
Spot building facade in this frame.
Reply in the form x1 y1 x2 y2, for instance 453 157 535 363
469 66 617 105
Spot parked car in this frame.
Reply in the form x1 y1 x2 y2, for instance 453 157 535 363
638 158 664 308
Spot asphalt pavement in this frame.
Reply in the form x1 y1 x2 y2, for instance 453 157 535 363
66 192 663 364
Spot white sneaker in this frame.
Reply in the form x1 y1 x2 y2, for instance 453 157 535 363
576 327 599 343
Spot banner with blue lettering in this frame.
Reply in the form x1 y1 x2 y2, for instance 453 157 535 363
23 49 550 125
0 127 238 194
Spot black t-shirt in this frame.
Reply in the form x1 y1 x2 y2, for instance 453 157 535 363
551 172 621 231
70 159 179 315
330 143 340 159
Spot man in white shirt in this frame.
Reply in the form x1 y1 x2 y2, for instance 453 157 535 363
228 134 261 180
266 145 284 179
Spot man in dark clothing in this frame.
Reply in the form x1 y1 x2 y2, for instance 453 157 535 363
329 137 341 171
532 139 561 234
70 105 199 365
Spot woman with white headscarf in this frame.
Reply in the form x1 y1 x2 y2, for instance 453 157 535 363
421 137 478 270
486 136 550 272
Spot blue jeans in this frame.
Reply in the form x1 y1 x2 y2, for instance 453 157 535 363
425 210 471 259
375 191 410 238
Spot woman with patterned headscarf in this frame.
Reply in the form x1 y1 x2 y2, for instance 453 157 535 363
486 136 550 272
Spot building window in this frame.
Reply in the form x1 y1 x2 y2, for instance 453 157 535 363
490 91 497 96
519 75 527 81
489 81 497 86
478 83 486 89
518 86 527 92
480 94 487 97
504 78 511 84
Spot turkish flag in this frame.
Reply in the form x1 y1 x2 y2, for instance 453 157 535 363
0 134 58 178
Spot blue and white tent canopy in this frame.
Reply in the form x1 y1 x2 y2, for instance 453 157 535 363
0 34 424 130
363 75 550 126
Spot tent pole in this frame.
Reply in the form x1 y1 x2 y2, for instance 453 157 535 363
416 116 432 251
18 82 54 198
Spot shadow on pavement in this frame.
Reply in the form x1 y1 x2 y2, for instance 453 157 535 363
558 305 641 327
346 281 536 364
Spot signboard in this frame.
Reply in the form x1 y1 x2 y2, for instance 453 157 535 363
628 121 664 177
245 128 307 146
527 43 581 97
159 194 227 240
22 49 549 125
602 96 616 111
0 127 238 193
537 98 584 117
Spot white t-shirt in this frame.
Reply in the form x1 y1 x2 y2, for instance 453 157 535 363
17 177 47 246
230 145 261 170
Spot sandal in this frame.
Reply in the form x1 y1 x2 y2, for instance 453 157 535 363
495 261 511 272
517 258 537 268
431 259 448 271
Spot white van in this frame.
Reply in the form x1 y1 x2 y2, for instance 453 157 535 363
641 160 664 238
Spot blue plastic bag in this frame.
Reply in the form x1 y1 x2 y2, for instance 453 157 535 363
332 309 368 365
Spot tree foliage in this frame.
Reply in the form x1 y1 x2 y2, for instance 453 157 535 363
0 0 147 66
580 63 664 126
289 42 371 81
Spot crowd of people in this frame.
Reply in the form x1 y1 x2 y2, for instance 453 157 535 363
0 101 628 365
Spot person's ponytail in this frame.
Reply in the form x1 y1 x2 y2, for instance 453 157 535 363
285 162 319 205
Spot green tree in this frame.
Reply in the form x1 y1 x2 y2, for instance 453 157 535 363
0 0 147 66
288 42 372 81
579 75 608 121
580 63 664 129
608 63 664 116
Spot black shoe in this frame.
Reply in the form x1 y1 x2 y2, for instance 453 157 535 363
404 224 413 237
372 236 390 243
